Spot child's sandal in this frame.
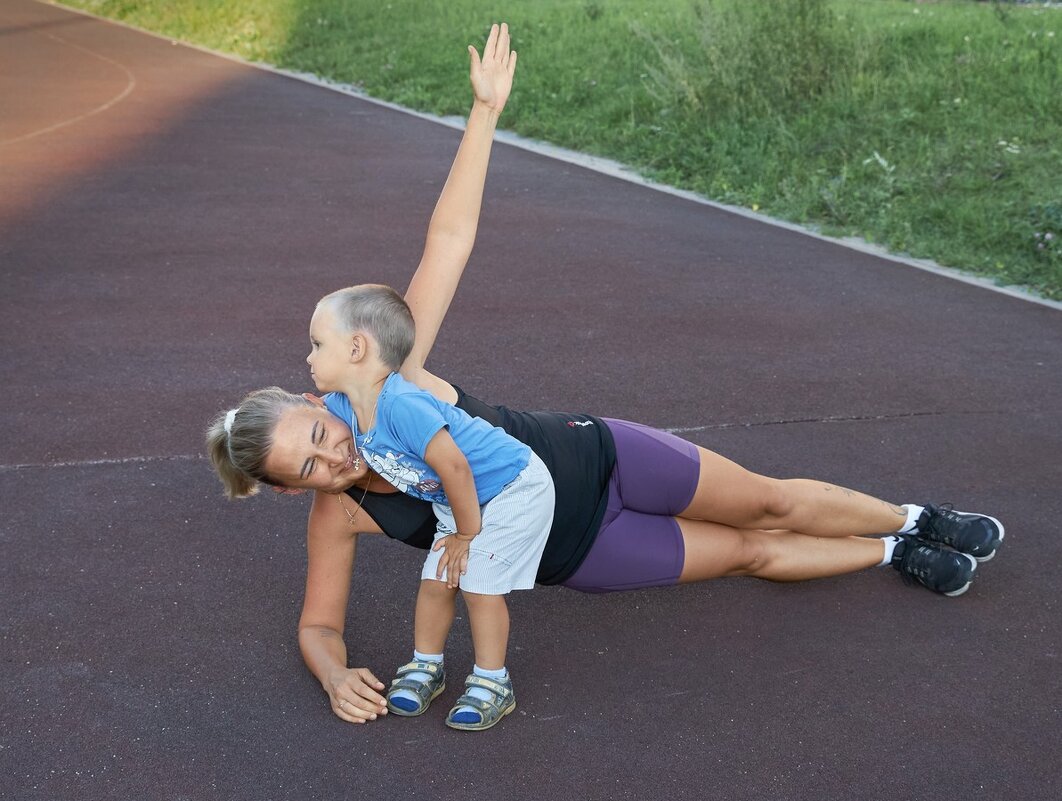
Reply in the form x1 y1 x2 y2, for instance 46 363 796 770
385 660 446 716
444 673 516 731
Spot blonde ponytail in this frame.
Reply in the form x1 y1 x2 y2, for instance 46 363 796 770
205 387 313 498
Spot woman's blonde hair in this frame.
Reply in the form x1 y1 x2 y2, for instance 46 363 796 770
206 387 313 499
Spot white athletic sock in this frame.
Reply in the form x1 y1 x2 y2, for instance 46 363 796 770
879 535 902 567
898 504 925 534
389 650 443 709
451 664 509 722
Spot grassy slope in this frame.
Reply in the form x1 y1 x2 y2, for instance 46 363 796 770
65 0 1062 299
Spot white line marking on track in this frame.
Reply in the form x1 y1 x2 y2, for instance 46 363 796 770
0 31 136 146
0 454 204 471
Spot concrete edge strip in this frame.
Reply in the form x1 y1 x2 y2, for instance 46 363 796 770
44 1 1062 312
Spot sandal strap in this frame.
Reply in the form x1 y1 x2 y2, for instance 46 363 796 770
393 660 443 679
390 676 440 701
452 695 495 714
464 674 512 698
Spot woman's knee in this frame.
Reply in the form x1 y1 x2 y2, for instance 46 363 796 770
746 478 796 528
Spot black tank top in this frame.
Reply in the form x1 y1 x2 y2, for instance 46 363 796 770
348 386 616 585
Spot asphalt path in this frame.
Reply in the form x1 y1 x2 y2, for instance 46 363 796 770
2 2 1061 799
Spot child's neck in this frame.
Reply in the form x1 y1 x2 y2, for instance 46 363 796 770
338 369 392 434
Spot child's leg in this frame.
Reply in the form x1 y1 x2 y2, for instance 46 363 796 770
388 579 458 715
447 590 516 729
414 578 459 653
463 591 509 669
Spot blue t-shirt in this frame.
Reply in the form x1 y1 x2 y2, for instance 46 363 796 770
323 373 531 505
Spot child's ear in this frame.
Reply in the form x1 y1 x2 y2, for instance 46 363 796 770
349 333 368 363
301 393 325 407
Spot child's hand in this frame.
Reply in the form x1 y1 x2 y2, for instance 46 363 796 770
469 22 516 113
433 534 472 589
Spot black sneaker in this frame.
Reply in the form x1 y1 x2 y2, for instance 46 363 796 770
915 504 1005 562
891 535 977 597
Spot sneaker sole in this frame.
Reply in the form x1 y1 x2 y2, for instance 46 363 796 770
943 553 978 597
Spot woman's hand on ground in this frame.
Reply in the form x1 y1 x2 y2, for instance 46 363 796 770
433 535 471 589
326 666 389 723
469 22 516 113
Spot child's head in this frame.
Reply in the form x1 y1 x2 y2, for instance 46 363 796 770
309 285 415 390
206 387 314 498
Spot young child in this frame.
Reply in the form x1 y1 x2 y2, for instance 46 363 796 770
309 283 555 731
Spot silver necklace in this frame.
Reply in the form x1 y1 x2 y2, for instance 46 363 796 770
337 393 379 528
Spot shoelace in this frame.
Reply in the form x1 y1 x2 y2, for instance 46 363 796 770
921 503 961 546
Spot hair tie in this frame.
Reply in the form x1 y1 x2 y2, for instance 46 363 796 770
223 408 238 434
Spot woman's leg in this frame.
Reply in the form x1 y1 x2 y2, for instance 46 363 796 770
676 518 886 583
679 446 908 538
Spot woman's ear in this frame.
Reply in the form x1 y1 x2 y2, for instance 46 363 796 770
301 393 326 407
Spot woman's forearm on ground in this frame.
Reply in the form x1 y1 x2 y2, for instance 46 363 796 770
298 624 349 689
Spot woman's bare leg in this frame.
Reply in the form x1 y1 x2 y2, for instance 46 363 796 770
676 517 887 583
679 446 908 538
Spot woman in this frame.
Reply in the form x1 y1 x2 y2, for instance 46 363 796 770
208 24 1003 724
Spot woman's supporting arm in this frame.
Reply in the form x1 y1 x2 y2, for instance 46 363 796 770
402 23 516 386
298 491 389 722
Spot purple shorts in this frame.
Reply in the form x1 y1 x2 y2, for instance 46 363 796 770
562 419 700 593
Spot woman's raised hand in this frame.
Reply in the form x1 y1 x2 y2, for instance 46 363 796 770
469 22 516 113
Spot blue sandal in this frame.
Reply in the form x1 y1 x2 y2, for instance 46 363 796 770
386 660 446 717
445 673 516 731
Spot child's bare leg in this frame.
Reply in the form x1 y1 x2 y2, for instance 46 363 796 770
448 590 515 727
680 446 908 537
676 518 885 583
414 578 458 653
462 591 509 670
388 579 456 715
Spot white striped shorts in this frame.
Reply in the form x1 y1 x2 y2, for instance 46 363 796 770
423 452 555 595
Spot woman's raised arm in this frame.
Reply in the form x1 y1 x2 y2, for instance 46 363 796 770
402 23 516 384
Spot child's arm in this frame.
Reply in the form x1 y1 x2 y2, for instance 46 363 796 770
401 23 516 391
423 429 482 589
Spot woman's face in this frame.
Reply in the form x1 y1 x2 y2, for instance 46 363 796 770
262 404 368 493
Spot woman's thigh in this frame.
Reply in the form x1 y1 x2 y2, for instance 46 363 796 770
604 418 783 528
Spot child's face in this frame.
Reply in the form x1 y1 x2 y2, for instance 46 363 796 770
263 404 367 493
306 304 350 393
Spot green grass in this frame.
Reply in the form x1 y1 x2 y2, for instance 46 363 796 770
65 0 1062 299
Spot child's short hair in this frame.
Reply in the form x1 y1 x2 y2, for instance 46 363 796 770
318 284 415 371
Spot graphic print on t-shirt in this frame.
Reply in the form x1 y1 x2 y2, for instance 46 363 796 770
365 450 445 501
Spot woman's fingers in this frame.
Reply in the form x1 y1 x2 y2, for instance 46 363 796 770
497 23 510 65
484 22 499 61
332 668 388 723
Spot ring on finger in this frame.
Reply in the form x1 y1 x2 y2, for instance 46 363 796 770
339 700 346 709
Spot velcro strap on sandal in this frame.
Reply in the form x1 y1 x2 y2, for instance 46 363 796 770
394 660 443 679
453 695 495 714
464 674 512 699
